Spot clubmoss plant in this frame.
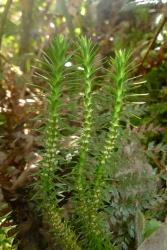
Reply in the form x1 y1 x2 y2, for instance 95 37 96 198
34 36 145 250
79 51 136 250
92 50 132 208
71 37 114 250
74 37 96 196
34 36 81 250
72 37 97 235
73 50 133 250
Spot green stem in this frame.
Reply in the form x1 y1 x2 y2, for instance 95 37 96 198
36 36 80 250
73 37 95 201
92 50 130 209
83 51 131 250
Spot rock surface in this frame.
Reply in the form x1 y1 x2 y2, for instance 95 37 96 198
137 225 167 250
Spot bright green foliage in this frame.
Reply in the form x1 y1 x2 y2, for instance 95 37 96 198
72 37 98 244
74 37 96 195
75 50 134 250
34 36 146 250
34 36 81 250
0 213 17 250
73 50 133 250
72 37 116 250
93 50 132 206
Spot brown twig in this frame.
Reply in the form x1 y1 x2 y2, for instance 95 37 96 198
139 14 167 69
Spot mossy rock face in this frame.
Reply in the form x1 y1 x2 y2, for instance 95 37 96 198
137 225 167 250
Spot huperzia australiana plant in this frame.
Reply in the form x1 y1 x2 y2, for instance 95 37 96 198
71 38 116 250
34 35 146 250
73 50 136 250
34 36 81 250
71 38 95 224
80 51 137 250
91 51 133 210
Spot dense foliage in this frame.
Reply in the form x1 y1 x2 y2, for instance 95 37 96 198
0 1 167 250
32 36 165 250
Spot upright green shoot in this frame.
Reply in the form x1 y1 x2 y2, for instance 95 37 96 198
72 38 96 224
93 50 132 208
34 36 81 250
33 36 144 250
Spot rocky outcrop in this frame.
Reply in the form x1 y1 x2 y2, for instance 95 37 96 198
137 225 167 250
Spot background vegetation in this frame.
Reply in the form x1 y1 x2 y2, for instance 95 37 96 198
0 0 167 249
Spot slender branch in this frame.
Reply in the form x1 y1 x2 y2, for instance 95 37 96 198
139 14 167 68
